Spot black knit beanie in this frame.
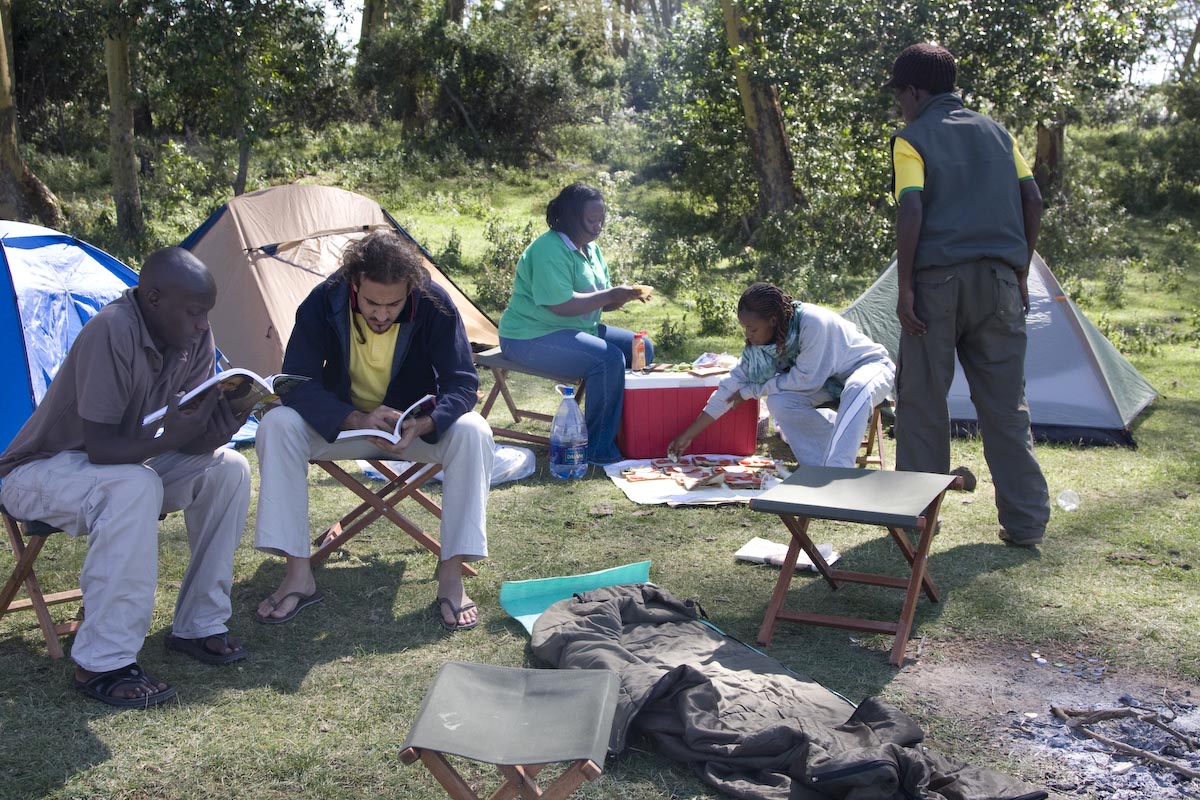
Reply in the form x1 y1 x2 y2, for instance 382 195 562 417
884 43 956 93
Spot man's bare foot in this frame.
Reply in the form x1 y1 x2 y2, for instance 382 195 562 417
256 557 317 621
436 557 478 628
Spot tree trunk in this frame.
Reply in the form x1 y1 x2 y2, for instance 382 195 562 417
104 12 143 240
1033 113 1065 195
0 0 62 227
445 0 464 25
719 0 800 220
1183 15 1199 74
233 126 250 196
360 0 387 47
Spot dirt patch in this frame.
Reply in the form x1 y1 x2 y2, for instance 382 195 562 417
887 641 1200 799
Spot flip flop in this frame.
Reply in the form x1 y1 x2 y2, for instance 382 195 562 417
74 662 178 709
165 631 247 665
432 597 479 632
254 590 324 625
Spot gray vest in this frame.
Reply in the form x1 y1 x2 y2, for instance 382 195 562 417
892 93 1029 270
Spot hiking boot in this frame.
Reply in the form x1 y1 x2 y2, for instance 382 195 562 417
998 529 1043 548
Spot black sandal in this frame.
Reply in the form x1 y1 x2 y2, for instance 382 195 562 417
74 662 177 708
165 632 247 665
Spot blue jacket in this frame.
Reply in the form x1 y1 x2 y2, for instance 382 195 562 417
280 274 479 443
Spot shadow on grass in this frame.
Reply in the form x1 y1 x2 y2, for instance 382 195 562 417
703 536 1043 699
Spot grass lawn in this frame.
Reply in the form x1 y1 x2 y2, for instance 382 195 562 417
2 161 1198 799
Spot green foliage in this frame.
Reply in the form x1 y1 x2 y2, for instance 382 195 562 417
694 286 735 335
437 228 464 274
355 8 619 161
473 216 535 313
655 316 689 353
9 0 109 151
739 189 894 306
1038 184 1121 288
139 0 353 142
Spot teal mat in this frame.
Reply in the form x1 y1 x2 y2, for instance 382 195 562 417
500 561 652 634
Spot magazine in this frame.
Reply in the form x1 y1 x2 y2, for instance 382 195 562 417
142 369 309 427
335 393 437 444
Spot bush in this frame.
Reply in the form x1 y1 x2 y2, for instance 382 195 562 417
473 216 534 313
694 287 735 335
655 317 689 354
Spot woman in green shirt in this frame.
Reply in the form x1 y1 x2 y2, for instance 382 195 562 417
498 183 652 464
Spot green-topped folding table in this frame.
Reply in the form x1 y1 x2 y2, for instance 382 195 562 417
749 465 958 666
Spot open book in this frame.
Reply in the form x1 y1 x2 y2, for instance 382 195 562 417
336 393 436 444
142 369 310 427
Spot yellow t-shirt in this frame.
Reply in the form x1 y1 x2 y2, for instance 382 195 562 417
349 312 400 413
892 137 1034 201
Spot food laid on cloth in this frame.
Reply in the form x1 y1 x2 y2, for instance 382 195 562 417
612 454 786 505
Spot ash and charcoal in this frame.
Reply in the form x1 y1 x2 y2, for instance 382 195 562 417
1012 689 1199 799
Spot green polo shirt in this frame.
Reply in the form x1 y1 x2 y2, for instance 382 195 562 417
498 230 611 340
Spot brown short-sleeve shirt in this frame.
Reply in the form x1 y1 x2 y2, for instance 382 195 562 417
0 288 215 477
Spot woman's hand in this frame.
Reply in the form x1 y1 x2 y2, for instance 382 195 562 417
602 285 647 311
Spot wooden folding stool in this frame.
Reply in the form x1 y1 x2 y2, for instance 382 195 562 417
401 661 619 800
855 402 891 469
474 347 585 447
310 459 475 576
0 506 83 658
749 466 960 665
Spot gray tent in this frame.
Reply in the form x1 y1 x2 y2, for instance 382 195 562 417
841 253 1157 445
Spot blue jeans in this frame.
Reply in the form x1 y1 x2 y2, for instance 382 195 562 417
501 325 654 464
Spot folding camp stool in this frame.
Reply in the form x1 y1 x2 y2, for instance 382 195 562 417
474 347 585 447
0 506 82 658
856 401 891 469
309 460 475 576
812 398 890 469
401 661 619 800
749 466 960 665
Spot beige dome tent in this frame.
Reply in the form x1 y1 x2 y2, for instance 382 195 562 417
841 253 1157 446
181 183 498 377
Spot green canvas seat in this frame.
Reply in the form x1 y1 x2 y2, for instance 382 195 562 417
475 347 585 447
401 661 618 799
750 466 959 665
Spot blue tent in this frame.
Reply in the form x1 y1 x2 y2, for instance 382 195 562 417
0 221 139 450
0 221 256 451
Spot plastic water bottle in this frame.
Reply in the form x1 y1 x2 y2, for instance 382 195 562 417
1056 490 1080 512
549 385 587 479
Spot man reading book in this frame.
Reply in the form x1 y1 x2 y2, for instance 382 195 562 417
0 247 251 708
253 231 494 631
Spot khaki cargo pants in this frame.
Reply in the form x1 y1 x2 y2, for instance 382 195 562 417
894 259 1050 541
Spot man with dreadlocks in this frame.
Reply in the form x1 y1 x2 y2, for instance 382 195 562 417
886 43 1050 547
668 282 894 468
252 230 494 631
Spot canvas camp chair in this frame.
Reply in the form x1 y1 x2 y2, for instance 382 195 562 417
0 507 82 658
475 347 585 447
308 459 475 576
401 661 618 799
750 466 961 665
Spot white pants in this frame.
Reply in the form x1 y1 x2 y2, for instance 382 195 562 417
254 407 493 562
768 360 896 468
0 448 251 673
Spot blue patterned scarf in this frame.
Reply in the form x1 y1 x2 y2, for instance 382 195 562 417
740 300 843 399
741 301 804 384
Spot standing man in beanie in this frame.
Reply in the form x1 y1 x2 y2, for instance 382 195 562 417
885 43 1051 547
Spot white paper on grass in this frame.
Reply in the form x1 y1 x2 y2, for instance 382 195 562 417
734 536 840 572
356 444 536 486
